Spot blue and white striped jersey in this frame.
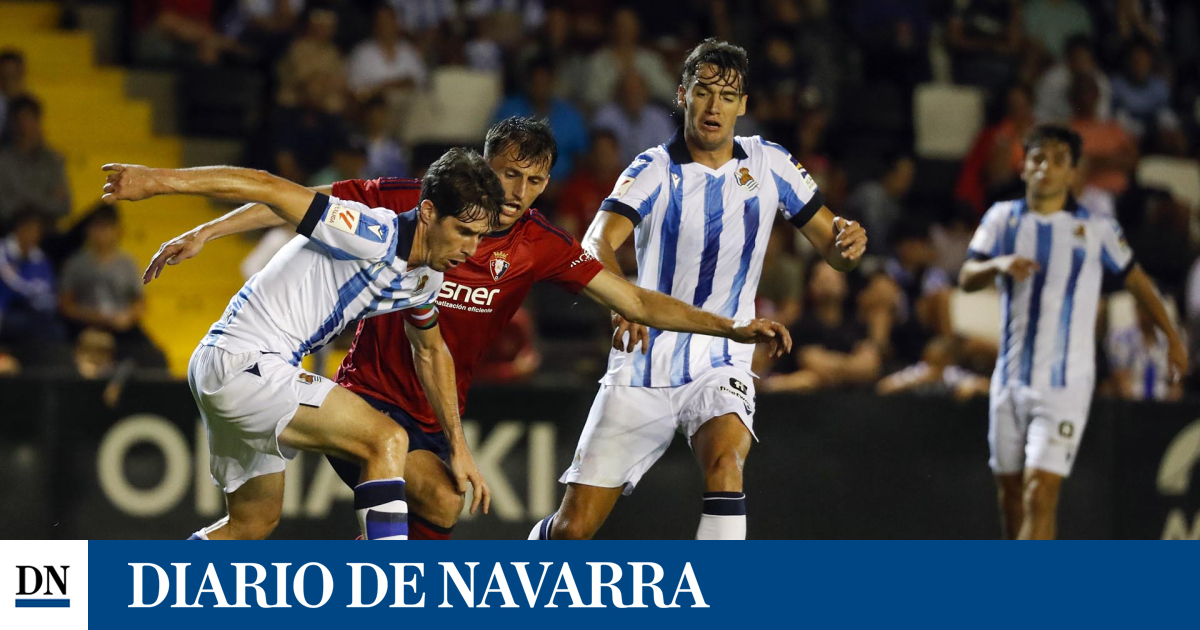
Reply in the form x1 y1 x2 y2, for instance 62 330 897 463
598 130 825 388
201 193 441 365
968 197 1134 393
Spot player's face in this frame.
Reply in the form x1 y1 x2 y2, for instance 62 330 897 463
1022 140 1075 199
678 64 747 152
425 210 494 271
488 148 551 230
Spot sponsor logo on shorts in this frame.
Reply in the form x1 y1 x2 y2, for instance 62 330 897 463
718 378 754 415
1059 420 1075 438
728 378 748 395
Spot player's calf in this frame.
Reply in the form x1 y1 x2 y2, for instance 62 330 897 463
1019 469 1063 540
994 473 1024 540
692 415 752 540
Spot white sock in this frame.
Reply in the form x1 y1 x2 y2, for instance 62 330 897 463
188 515 229 540
355 477 408 540
528 513 556 540
696 492 746 540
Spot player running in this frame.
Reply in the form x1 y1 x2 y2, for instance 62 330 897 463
529 39 867 540
102 148 503 540
143 117 792 539
960 125 1187 540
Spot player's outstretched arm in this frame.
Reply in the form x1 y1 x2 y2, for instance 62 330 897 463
799 207 866 272
102 164 318 227
959 255 1040 292
582 270 792 358
142 186 332 284
1125 264 1189 381
404 318 491 515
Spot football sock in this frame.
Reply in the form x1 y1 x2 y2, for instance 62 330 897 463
696 492 746 540
187 515 229 540
528 513 556 540
355 477 408 540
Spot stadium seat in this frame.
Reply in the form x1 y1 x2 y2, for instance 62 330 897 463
1137 157 1200 210
401 68 502 145
914 83 984 160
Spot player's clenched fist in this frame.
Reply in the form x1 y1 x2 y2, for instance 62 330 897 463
833 216 867 262
101 163 166 203
731 318 792 358
995 255 1041 281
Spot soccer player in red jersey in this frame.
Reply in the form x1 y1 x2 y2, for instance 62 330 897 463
145 117 791 538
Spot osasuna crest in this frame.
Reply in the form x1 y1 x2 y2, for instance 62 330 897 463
489 251 511 282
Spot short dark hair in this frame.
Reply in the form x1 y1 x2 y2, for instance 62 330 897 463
7 95 41 118
88 202 120 228
1024 124 1083 166
680 38 749 94
483 116 557 171
9 207 44 231
420 147 505 229
0 49 23 65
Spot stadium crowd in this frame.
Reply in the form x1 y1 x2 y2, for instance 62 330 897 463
3 0 1200 402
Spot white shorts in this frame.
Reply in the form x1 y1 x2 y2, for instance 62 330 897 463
988 384 1091 477
188 344 336 493
561 367 756 495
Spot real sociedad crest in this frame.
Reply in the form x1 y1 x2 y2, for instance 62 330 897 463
489 251 510 282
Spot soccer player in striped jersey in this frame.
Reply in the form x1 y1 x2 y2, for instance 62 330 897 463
960 125 1187 539
101 148 504 540
529 39 868 540
143 117 792 540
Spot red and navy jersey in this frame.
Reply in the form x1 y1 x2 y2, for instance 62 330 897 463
331 177 606 432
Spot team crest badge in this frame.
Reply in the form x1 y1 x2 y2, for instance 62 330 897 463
735 167 759 192
489 251 511 282
1074 224 1086 239
297 373 320 385
415 275 428 292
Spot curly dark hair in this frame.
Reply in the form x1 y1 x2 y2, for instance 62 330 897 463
680 38 750 94
420 148 505 229
483 116 558 172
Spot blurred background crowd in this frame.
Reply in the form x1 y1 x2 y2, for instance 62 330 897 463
3 0 1200 405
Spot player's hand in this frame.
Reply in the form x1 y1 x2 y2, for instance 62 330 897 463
101 164 165 203
731 318 792 358
995 255 1040 281
449 446 491 515
833 217 867 262
144 228 206 284
612 313 650 354
1168 336 1189 384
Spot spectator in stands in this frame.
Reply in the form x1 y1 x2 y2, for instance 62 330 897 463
557 129 623 239
0 49 27 143
359 95 408 179
957 83 1035 215
0 97 70 229
59 205 167 370
877 336 989 399
132 0 247 66
929 203 977 281
475 307 542 383
515 6 587 102
492 55 588 180
1099 0 1167 57
270 75 348 185
845 0 931 91
1111 38 1186 153
318 0 372 51
227 0 305 64
946 0 1024 92
581 8 676 108
1034 35 1112 123
346 4 427 101
1106 296 1184 401
761 261 881 392
846 152 915 257
0 211 63 360
1068 72 1138 196
756 218 805 328
1023 0 1094 61
72 327 118 380
275 9 345 111
309 137 369 187
884 220 953 365
591 70 675 165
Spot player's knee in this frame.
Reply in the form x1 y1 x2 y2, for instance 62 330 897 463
359 425 409 465
1022 476 1060 516
550 514 598 540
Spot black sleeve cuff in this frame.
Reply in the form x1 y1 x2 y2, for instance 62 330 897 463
1101 257 1136 292
297 193 330 237
966 249 992 261
1113 257 1136 282
787 190 825 229
599 198 641 226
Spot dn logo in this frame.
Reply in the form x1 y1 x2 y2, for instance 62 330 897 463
15 565 70 608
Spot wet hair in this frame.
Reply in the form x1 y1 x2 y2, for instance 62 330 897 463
1024 124 1083 166
483 116 558 171
680 38 749 94
420 147 505 229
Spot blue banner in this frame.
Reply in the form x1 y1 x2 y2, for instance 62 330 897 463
76 541 1197 629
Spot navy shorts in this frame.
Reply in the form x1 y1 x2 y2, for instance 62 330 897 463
327 392 451 489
